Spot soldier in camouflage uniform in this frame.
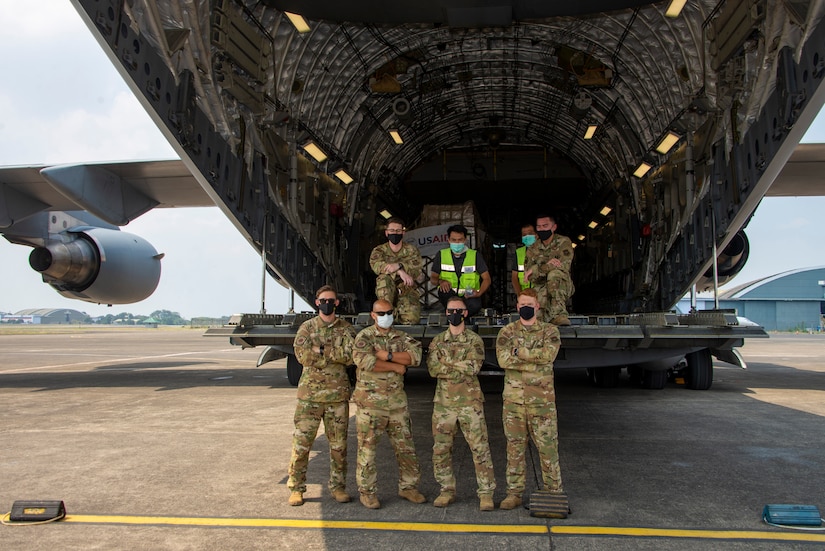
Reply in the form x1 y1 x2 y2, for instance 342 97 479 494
524 214 574 325
495 288 564 510
287 285 357 507
427 297 496 511
369 217 424 324
352 299 426 509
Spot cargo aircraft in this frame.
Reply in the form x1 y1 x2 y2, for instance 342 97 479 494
3 0 825 388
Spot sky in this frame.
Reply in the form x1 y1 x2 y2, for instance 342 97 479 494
1 1 824 319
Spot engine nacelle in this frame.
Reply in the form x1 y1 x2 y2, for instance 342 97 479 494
29 227 163 305
696 230 750 291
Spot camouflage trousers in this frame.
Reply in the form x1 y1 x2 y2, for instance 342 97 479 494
287 399 349 493
375 274 421 324
432 402 496 497
356 406 421 495
502 400 563 495
533 271 574 322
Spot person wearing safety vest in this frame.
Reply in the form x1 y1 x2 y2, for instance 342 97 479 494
429 224 491 317
510 223 537 296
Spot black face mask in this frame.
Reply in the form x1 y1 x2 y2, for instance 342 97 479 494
318 302 336 315
447 311 465 326
518 305 535 320
537 229 553 242
387 233 403 245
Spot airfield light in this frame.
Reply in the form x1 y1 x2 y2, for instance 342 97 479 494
633 161 652 178
285 12 311 33
301 141 327 163
600 206 612 216
665 0 687 18
379 209 393 219
333 168 354 184
584 124 598 140
656 131 680 154
588 221 599 229
389 130 404 144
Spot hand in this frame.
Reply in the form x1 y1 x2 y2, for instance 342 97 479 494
524 269 532 282
383 264 396 274
398 269 414 287
549 258 562 268
438 280 452 293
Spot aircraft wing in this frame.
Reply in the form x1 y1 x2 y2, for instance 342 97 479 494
0 159 212 228
768 143 825 197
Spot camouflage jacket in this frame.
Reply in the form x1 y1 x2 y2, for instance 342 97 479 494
495 320 561 406
427 328 485 406
293 315 357 402
524 233 574 283
352 324 423 410
369 242 424 280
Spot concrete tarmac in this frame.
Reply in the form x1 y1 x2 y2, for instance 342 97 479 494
1 327 824 550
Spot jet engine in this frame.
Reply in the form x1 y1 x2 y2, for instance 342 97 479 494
28 227 163 305
696 230 750 291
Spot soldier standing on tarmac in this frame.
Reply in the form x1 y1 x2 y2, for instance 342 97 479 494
524 214 574 325
495 288 565 510
427 296 496 511
511 223 537 296
369 217 424 324
287 285 357 506
352 299 427 509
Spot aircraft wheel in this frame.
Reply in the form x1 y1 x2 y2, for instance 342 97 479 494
685 348 713 390
286 355 303 387
641 369 667 390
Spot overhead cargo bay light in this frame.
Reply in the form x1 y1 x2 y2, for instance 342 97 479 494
633 161 652 178
588 221 599 229
600 206 612 216
285 12 311 33
333 168 354 184
379 209 393 219
577 234 586 241
656 131 681 154
301 140 327 163
389 130 404 144
584 124 598 140
665 0 687 18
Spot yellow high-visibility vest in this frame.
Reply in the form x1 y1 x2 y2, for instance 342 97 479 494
439 248 480 291
516 246 531 289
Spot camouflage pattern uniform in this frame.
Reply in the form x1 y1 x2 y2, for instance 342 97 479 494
524 234 574 321
369 242 424 324
495 320 564 495
288 315 357 495
352 325 423 496
427 328 495 498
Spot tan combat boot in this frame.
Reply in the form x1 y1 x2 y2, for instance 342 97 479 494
288 491 304 506
433 492 455 507
499 494 522 510
550 314 571 326
359 493 381 509
479 496 495 511
398 488 427 504
331 488 351 503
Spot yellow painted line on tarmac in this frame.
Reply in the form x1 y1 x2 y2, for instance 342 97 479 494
63 515 548 534
61 515 825 542
551 525 825 543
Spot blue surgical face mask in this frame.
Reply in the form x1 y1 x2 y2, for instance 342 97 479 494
376 313 394 328
522 235 537 247
449 242 466 254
